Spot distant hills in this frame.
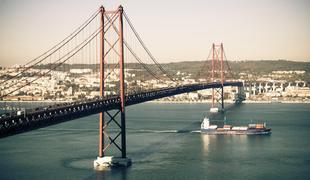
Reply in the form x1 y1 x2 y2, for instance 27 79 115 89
164 60 310 74
163 60 310 83
32 60 310 72
29 60 310 83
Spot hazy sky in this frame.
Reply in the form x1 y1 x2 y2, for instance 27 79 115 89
0 0 309 66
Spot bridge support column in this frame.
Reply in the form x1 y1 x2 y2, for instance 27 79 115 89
98 6 105 159
119 5 129 163
221 86 224 110
210 87 224 113
210 43 225 113
94 5 131 170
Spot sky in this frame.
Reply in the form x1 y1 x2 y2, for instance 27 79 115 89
0 0 309 66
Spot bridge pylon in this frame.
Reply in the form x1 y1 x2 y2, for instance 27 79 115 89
210 43 225 113
94 5 131 169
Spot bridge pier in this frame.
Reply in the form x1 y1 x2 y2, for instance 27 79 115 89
235 86 245 104
94 156 132 170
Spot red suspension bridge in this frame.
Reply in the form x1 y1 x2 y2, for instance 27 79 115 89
0 6 244 168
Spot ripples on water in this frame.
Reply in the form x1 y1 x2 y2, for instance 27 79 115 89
0 103 310 180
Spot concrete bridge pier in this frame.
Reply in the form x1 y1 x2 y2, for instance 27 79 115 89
235 86 245 104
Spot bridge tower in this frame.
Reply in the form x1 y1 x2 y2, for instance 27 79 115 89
94 5 131 169
210 43 225 112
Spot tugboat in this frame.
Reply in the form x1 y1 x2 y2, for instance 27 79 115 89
201 117 271 135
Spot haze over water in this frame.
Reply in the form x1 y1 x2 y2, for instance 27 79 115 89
0 103 309 179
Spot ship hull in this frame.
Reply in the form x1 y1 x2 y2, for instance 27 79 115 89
201 128 271 135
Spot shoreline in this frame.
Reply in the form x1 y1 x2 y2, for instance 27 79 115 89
147 100 310 104
1 100 310 104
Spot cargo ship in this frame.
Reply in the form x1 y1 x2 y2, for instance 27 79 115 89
201 117 271 135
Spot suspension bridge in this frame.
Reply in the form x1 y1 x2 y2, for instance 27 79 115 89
0 6 244 168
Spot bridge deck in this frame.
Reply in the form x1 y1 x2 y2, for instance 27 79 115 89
0 82 242 138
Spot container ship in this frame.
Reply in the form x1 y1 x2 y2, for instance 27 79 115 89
201 117 271 135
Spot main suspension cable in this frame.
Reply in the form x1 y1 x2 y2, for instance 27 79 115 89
0 9 101 85
195 47 213 80
1 26 102 98
123 11 175 81
104 13 161 80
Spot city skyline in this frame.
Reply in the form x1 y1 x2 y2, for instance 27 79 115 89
0 0 310 67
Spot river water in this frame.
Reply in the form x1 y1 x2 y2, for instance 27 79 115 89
0 103 310 180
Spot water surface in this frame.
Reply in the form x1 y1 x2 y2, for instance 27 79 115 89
0 103 309 180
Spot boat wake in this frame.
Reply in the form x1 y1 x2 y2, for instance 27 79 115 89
38 128 202 134
38 128 97 132
131 129 201 134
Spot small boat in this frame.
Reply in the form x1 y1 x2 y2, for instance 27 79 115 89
201 117 271 135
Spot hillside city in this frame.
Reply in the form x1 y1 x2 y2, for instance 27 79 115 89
1 61 310 104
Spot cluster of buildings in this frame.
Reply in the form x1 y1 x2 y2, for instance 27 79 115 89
0 66 309 103
243 70 310 102
0 67 185 101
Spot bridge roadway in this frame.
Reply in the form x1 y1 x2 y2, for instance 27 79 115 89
0 81 242 138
